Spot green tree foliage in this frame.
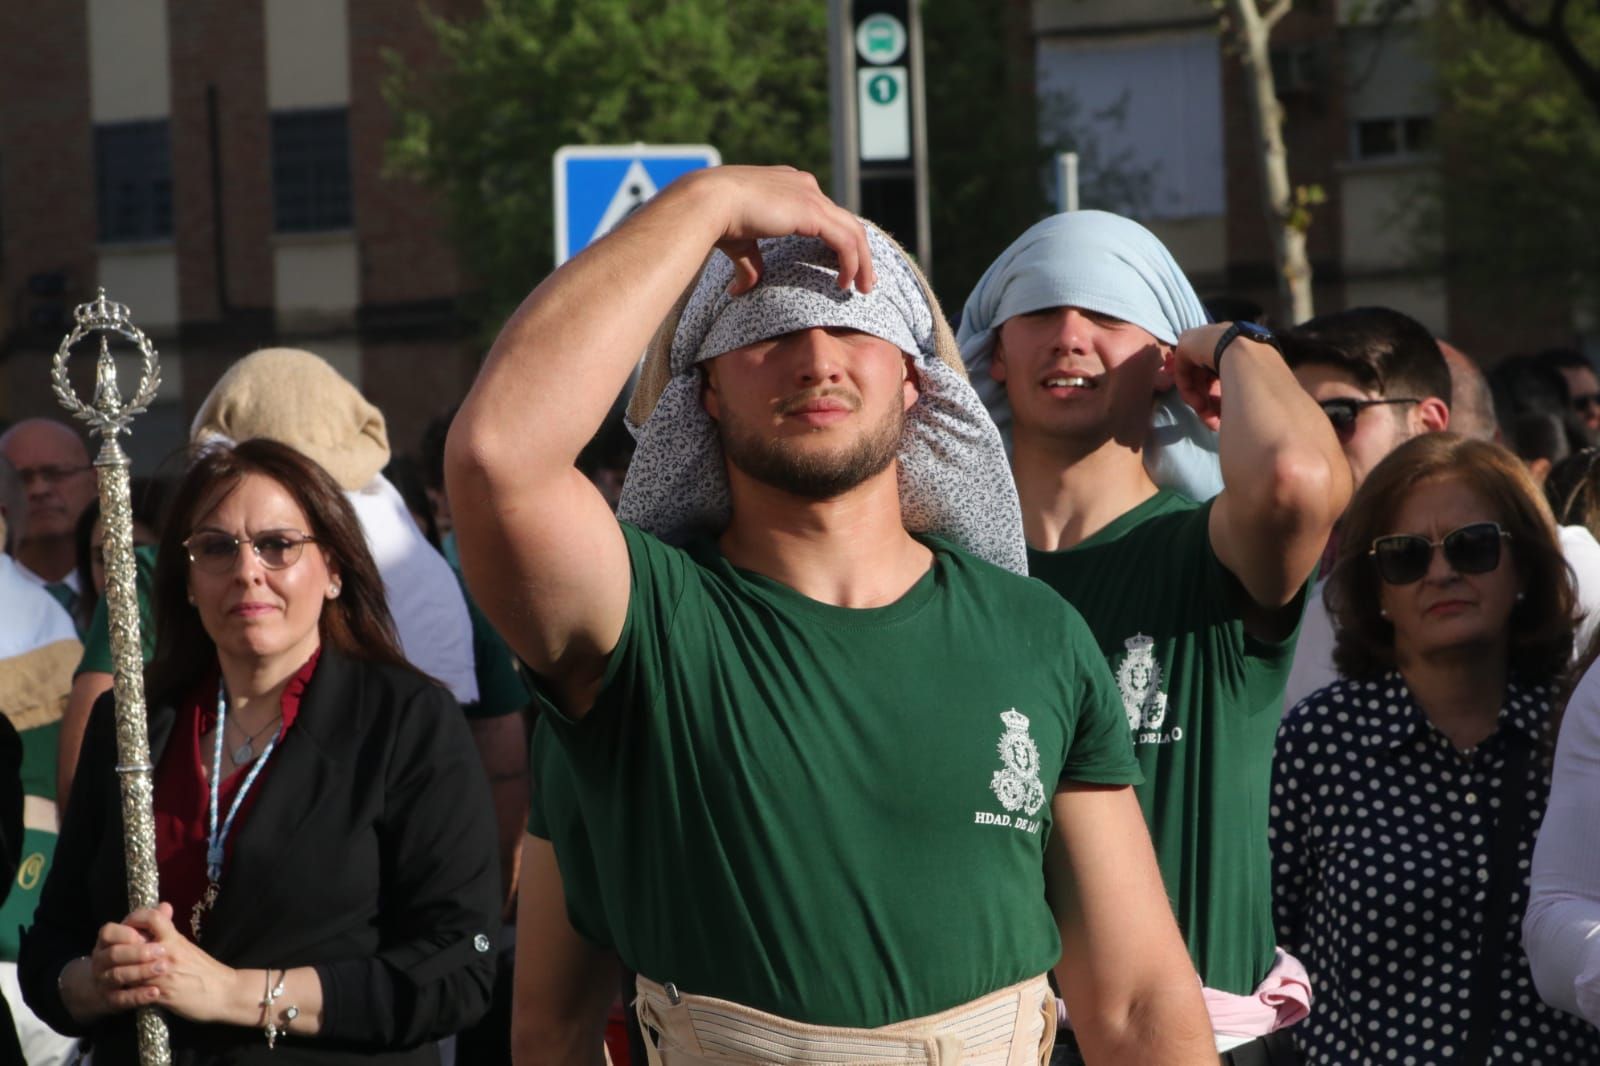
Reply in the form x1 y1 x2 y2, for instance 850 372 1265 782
385 0 830 323
388 0 1140 326
1431 0 1600 319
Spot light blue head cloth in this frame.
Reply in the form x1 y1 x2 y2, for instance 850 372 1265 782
955 210 1223 501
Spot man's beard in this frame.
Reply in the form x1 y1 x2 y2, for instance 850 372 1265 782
717 390 905 500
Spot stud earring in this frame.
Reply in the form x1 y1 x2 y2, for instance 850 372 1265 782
1379 607 1389 618
1515 591 1526 603
328 583 341 598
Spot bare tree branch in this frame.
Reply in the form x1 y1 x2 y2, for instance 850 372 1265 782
1478 0 1600 118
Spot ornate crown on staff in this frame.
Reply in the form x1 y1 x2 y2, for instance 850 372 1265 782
51 288 162 441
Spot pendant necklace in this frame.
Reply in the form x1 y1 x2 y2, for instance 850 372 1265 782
231 711 282 765
191 679 283 941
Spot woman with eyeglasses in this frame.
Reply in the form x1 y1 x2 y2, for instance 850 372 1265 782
1269 432 1600 1064
18 438 500 1064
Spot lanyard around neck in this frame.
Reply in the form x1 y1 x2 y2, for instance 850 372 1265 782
206 679 283 884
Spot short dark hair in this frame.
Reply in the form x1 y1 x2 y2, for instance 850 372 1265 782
1284 307 1452 407
146 439 417 706
1326 433 1575 684
1535 347 1595 374
418 407 459 493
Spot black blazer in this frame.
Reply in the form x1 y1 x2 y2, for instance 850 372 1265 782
17 648 501 1065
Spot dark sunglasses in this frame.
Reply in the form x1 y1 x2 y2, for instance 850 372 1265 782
1573 392 1600 413
183 530 317 574
1317 397 1421 438
1368 521 1511 585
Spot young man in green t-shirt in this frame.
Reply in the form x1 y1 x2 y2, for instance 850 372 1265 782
958 213 1350 1062
449 166 1215 1064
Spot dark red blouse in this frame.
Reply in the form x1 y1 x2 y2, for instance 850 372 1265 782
152 649 320 941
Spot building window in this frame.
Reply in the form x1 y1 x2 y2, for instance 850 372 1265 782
272 108 352 232
1352 116 1435 161
95 121 173 243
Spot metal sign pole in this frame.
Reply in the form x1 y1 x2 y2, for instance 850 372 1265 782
51 290 171 1066
828 0 860 211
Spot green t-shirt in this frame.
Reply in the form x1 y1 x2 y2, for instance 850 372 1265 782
535 522 1140 1028
1026 490 1302 996
526 716 612 949
76 544 158 677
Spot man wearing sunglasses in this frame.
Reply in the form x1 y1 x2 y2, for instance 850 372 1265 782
1279 308 1452 709
1535 347 1600 437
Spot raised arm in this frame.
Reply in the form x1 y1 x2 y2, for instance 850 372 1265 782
1172 324 1350 617
1047 783 1215 1065
1524 668 1600 1028
444 166 873 715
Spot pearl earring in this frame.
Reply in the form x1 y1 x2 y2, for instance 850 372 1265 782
328 583 341 598
1515 591 1526 603
1379 607 1389 618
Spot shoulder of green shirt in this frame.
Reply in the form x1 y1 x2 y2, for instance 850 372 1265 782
75 544 158 677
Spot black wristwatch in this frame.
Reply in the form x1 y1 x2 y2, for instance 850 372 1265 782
1212 319 1281 373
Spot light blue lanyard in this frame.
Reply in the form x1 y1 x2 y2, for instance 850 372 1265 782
206 680 282 884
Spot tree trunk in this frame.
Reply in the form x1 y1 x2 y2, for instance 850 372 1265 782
1228 0 1315 324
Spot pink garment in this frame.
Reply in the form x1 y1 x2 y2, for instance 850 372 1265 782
1204 949 1312 1038
1056 949 1311 1040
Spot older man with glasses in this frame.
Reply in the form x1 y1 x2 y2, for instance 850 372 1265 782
0 420 97 620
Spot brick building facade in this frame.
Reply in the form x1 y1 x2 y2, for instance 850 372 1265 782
0 0 479 472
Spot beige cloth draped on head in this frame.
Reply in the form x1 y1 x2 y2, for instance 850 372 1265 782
189 347 478 704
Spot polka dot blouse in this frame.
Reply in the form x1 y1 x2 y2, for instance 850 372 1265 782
1270 675 1600 1064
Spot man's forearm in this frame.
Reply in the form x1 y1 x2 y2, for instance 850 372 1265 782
1214 339 1349 602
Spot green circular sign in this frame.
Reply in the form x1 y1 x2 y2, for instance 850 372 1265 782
867 72 899 106
856 14 907 65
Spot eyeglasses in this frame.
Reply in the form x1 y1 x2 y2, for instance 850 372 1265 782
1368 521 1511 585
183 530 317 574
15 464 92 487
1317 397 1421 439
1573 393 1600 414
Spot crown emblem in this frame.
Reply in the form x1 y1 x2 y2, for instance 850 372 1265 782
1123 634 1155 654
1000 708 1030 732
73 288 134 331
50 289 161 440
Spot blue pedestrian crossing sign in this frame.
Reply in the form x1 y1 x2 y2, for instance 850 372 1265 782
553 144 722 264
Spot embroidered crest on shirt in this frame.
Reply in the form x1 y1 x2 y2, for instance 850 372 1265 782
989 708 1047 816
1116 633 1169 731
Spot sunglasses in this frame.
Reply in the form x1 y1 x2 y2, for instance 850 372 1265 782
183 530 317 575
1316 397 1422 439
1368 521 1511 585
1573 393 1600 414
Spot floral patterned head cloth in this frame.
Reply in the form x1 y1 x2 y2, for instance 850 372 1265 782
618 222 1028 574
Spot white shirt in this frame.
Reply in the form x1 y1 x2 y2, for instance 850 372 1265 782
10 560 80 598
1525 656 1600 1030
0 554 77 659
345 475 478 705
1283 525 1600 713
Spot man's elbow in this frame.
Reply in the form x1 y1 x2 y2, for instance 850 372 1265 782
1253 447 1349 539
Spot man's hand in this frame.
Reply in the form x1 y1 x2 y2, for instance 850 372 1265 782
1171 323 1239 432
700 166 876 296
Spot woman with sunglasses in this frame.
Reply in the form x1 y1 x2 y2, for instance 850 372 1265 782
17 439 500 1064
1269 432 1600 1064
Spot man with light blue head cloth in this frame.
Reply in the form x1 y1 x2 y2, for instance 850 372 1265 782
959 211 1351 1064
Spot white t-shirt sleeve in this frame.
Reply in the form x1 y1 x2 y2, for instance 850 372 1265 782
1525 655 1600 1029
347 478 479 705
1560 525 1600 660
1283 579 1339 712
